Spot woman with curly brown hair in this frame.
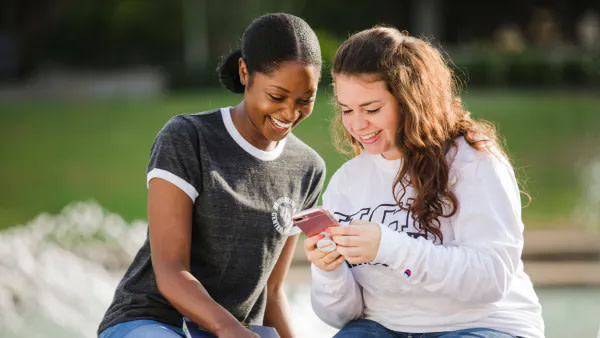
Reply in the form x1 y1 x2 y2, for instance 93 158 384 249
303 27 544 338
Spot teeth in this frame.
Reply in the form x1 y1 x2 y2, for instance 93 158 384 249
271 116 293 129
361 131 380 140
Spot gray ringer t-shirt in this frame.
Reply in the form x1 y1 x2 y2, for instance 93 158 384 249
98 107 325 333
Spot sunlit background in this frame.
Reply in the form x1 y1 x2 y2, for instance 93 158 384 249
1 1 599 337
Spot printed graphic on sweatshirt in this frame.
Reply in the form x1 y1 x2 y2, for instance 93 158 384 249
333 199 426 269
271 196 297 235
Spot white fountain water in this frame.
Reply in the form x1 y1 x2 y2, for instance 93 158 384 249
0 201 146 338
0 201 337 338
573 158 600 232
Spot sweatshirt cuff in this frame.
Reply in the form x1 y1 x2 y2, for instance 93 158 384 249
375 223 400 265
375 224 424 283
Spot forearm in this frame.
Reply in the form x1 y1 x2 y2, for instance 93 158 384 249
376 225 520 304
156 265 243 335
263 288 294 338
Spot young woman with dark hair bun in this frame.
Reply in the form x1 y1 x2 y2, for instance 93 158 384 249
98 13 324 338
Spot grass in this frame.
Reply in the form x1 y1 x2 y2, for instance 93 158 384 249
1 88 599 230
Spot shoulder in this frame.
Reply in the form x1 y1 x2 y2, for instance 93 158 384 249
286 133 326 173
328 152 372 187
158 109 221 138
449 136 515 185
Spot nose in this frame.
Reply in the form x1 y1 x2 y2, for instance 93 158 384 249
280 103 300 122
350 112 369 132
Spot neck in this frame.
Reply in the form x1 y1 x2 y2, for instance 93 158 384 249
230 102 277 151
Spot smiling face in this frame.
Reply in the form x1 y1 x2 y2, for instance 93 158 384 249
335 73 402 160
233 60 320 151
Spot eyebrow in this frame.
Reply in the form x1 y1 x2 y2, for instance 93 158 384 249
337 100 381 107
269 85 315 95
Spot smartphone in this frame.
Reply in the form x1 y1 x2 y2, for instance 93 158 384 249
291 206 339 237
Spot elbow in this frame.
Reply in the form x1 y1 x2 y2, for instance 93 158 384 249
153 264 181 301
154 271 172 299
466 282 507 304
459 258 514 304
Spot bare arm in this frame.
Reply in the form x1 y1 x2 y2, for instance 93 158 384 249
262 234 299 338
148 178 257 338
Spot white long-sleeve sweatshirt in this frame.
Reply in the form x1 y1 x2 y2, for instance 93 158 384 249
311 137 544 337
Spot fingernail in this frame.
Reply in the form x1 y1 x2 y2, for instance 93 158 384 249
317 234 324 239
326 227 331 233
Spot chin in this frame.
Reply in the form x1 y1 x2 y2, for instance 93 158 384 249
363 147 384 155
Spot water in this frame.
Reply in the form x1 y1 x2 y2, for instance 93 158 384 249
1 202 598 338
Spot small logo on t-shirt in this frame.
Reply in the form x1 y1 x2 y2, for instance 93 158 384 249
272 197 297 235
404 269 411 278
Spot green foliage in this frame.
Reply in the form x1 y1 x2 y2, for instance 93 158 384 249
452 48 600 87
1 89 599 231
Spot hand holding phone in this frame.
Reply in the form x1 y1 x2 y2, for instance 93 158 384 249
292 206 340 253
291 206 339 237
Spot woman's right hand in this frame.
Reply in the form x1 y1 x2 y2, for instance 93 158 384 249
303 233 346 271
216 323 259 338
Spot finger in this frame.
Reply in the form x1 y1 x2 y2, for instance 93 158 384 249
327 255 347 270
345 256 369 265
322 250 341 264
320 254 346 271
303 234 324 250
336 245 361 258
328 225 359 236
306 248 328 262
332 235 360 247
349 219 371 225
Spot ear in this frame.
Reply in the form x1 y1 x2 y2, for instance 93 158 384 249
238 58 249 87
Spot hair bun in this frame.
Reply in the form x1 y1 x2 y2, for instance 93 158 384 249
218 50 244 94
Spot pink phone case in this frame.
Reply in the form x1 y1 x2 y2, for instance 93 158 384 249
291 206 339 237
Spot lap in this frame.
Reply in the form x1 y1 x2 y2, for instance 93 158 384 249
333 320 516 338
333 319 397 338
99 319 185 338
432 328 516 338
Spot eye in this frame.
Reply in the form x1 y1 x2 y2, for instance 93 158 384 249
268 93 285 102
341 109 352 115
366 107 381 114
299 98 314 105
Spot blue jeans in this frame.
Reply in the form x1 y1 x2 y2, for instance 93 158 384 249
99 319 186 338
333 319 517 338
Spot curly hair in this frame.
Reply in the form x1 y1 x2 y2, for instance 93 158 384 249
331 27 512 243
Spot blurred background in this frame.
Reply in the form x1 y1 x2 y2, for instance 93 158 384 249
0 0 599 337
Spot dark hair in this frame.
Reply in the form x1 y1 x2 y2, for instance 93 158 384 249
218 13 322 93
331 27 517 244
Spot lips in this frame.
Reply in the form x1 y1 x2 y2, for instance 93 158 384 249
358 130 382 144
268 115 294 133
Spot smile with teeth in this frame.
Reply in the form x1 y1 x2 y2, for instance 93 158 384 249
269 116 294 129
360 130 382 140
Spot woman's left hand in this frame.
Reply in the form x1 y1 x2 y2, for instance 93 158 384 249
328 220 381 265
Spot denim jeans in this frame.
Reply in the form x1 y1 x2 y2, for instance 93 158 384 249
333 319 517 338
98 319 186 338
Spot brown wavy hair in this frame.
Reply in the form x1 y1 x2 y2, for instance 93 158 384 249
331 27 516 243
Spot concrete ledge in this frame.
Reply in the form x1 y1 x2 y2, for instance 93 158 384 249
523 230 600 259
524 261 600 286
291 230 600 286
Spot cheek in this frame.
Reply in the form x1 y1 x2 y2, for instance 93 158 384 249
341 115 352 133
299 104 316 119
247 94 274 114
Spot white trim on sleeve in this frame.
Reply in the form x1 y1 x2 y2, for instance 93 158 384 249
147 168 199 202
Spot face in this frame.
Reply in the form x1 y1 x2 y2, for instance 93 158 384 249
335 74 402 160
238 60 319 150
